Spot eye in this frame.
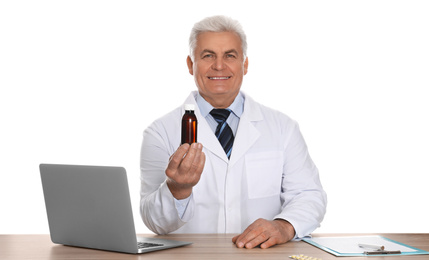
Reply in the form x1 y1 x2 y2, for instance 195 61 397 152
202 54 213 59
226 53 237 59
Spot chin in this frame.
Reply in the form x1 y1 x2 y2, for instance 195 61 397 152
207 84 235 93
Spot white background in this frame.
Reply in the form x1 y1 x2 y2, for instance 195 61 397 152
1 1 428 235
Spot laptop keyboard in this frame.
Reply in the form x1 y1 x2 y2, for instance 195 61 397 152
137 242 164 249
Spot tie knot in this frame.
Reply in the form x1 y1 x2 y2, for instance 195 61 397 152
210 109 231 122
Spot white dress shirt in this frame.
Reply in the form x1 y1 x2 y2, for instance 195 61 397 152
140 91 327 238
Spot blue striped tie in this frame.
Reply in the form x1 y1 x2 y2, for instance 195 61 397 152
210 109 234 159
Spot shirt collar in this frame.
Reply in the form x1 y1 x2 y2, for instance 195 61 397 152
196 92 244 118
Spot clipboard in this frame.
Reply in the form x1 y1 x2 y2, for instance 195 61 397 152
303 235 429 257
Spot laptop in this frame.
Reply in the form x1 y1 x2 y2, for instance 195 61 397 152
40 163 192 254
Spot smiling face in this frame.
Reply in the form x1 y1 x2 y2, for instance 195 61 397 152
187 31 248 108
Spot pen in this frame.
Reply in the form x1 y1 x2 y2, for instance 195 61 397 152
365 250 402 255
358 243 385 251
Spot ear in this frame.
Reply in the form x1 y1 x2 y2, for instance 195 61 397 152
186 56 194 75
243 57 249 75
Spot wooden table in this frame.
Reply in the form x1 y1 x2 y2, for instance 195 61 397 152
1 233 428 259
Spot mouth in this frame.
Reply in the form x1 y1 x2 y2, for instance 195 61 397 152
208 76 231 80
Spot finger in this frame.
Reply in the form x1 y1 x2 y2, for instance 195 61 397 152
260 237 277 249
169 144 190 166
188 143 205 173
166 144 190 177
244 231 269 249
179 143 200 170
233 225 257 248
234 219 275 248
197 150 206 172
181 143 205 177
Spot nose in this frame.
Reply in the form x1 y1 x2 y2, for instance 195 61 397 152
211 58 226 71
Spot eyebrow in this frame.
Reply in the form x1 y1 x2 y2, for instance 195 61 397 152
200 49 216 56
200 49 240 56
225 49 239 56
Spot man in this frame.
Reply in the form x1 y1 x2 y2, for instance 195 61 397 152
140 15 327 249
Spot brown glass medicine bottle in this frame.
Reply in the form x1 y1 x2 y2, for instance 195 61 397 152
181 104 197 145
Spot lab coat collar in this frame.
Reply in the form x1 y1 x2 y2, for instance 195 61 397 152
229 92 262 167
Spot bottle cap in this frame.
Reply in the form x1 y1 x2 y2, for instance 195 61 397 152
184 104 195 111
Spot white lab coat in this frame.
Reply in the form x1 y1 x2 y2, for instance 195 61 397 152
140 91 327 238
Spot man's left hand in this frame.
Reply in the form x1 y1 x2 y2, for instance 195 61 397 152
232 218 295 249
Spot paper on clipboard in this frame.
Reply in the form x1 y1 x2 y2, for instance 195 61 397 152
303 235 428 257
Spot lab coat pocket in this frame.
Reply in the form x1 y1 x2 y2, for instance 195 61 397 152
245 151 283 199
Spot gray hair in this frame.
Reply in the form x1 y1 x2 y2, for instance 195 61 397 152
189 15 247 61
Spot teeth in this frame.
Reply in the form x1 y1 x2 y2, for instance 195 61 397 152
209 77 230 79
